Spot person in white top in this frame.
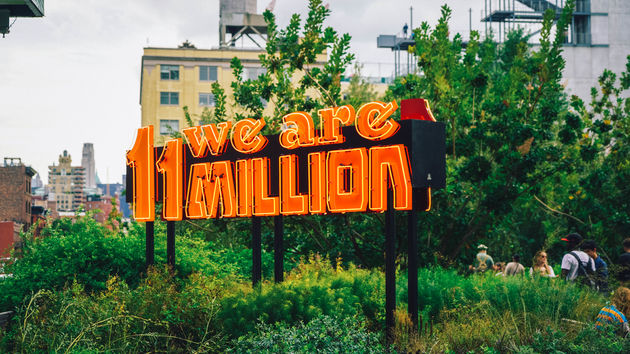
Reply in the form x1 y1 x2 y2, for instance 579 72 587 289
530 250 556 277
560 233 595 281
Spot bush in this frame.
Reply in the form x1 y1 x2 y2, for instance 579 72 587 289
0 216 146 309
1 267 228 352
0 215 288 311
230 315 385 353
218 255 385 338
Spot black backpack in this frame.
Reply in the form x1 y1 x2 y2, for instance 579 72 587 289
569 252 596 289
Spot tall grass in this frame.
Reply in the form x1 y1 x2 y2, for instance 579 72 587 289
396 269 607 352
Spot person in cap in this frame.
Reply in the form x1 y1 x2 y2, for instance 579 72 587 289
582 239 609 293
560 233 595 283
504 254 525 276
616 237 630 285
469 244 494 273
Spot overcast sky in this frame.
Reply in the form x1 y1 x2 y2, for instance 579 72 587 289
0 0 491 184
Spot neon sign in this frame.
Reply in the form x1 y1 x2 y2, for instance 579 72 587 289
126 99 446 221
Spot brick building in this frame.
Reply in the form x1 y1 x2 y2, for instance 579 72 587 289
0 157 36 257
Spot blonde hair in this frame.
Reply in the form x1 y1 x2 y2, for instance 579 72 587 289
532 250 551 275
612 287 630 318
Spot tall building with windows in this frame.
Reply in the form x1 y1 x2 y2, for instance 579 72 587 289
48 150 85 212
140 46 294 145
0 157 36 256
81 142 96 189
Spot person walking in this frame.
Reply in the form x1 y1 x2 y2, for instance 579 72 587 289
529 250 556 278
504 254 525 276
617 238 630 285
469 244 494 273
560 233 595 285
582 240 609 293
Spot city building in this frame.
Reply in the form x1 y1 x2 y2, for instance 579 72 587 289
139 0 327 146
85 194 120 225
81 143 96 189
0 157 36 256
48 150 86 212
481 0 630 100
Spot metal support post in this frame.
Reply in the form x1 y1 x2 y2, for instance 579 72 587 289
407 189 419 328
274 215 284 283
166 221 175 267
146 221 154 268
252 216 262 286
385 188 396 343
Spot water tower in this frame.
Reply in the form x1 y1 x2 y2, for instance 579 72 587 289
219 0 268 48
0 0 44 37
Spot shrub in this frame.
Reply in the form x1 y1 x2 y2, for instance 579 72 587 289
0 216 146 309
218 255 385 338
230 315 385 353
2 267 227 353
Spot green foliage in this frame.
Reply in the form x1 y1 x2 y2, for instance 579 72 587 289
231 315 385 353
227 0 354 132
0 215 145 309
0 215 283 311
3 268 226 352
217 255 384 338
341 62 379 108
515 325 630 353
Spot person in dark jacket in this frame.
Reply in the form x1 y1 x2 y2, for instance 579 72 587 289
617 238 630 285
582 240 609 293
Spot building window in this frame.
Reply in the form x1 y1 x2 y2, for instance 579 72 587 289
199 93 215 107
243 67 266 81
160 120 179 135
160 92 179 105
199 66 218 81
160 65 179 80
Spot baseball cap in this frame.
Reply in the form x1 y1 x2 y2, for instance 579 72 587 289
561 233 583 243
477 244 488 250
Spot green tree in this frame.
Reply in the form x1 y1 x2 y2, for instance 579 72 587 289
386 2 582 263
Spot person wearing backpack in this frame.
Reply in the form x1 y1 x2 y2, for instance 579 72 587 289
469 244 494 273
560 233 595 285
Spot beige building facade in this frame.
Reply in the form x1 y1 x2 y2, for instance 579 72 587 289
140 47 274 146
48 150 85 212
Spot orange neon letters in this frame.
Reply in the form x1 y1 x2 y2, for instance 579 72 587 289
308 152 326 214
186 163 209 219
232 118 268 154
182 126 208 158
279 155 308 215
202 122 232 155
252 157 278 216
204 161 237 218
327 148 368 213
369 145 412 212
318 105 355 145
236 159 253 217
156 138 183 220
356 101 400 141
279 112 316 149
126 126 155 222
